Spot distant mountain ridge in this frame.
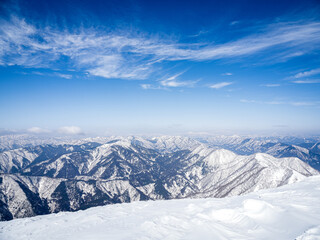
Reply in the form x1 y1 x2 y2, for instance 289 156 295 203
0 135 319 220
1 134 320 169
195 135 320 170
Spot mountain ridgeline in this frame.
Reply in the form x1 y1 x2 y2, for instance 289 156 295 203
0 135 319 221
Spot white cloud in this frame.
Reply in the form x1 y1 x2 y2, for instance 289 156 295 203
0 17 157 80
163 22 320 61
140 84 164 90
160 80 190 87
210 82 233 89
141 84 153 89
222 72 233 76
27 127 51 134
58 126 83 135
292 68 320 79
56 73 72 79
292 79 320 84
1 16 320 81
160 72 197 88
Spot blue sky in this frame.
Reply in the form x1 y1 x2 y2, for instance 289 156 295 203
0 0 320 136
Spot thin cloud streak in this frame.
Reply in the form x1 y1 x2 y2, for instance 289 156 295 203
262 84 281 87
292 79 320 84
292 68 320 79
210 82 233 89
56 73 73 79
160 72 197 88
140 84 165 90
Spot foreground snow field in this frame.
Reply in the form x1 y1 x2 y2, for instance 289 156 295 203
1 176 320 240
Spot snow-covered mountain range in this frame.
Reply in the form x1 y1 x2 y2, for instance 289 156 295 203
0 135 319 221
1 175 320 240
195 135 320 170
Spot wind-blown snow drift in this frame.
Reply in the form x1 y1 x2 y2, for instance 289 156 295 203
1 175 320 240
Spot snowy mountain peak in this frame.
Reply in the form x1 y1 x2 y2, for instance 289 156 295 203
200 148 238 166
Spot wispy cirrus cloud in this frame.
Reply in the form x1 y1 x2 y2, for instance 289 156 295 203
292 68 320 79
210 82 233 89
0 16 159 80
140 72 198 89
160 72 197 88
1 16 320 81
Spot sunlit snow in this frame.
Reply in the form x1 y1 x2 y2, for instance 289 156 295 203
1 175 320 240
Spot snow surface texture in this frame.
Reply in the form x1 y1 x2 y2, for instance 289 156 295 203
1 175 320 240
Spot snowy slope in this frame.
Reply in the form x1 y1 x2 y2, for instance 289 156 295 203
1 175 320 240
0 148 38 173
196 135 320 169
162 147 318 199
